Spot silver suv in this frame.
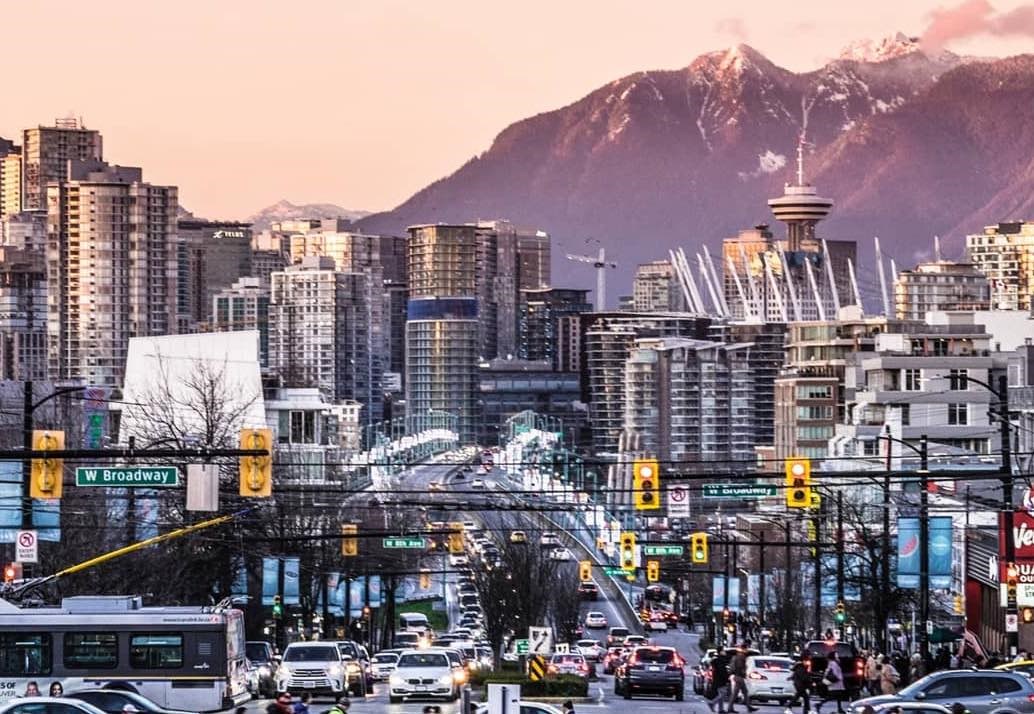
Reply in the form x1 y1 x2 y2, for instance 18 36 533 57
852 670 1034 714
275 642 348 697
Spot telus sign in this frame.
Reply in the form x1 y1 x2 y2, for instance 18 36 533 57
1001 511 1034 560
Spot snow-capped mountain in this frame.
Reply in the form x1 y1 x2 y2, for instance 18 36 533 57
248 200 371 231
838 32 926 63
357 43 1032 297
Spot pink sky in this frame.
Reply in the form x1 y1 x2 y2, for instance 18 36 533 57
3 0 1031 219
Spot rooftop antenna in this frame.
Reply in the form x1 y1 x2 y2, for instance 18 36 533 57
796 131 807 185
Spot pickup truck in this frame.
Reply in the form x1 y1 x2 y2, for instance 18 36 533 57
802 640 865 697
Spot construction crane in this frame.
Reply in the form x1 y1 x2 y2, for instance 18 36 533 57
566 246 617 311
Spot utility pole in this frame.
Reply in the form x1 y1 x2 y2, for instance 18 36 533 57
836 490 845 640
759 532 766 632
882 423 892 652
918 434 930 663
1000 375 1017 657
813 507 822 637
784 521 792 649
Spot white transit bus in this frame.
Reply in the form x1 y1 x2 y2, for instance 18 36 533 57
0 595 250 711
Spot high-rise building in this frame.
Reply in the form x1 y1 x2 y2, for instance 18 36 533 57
46 161 177 387
211 277 271 367
0 247 47 380
1 210 46 253
477 359 583 446
268 257 381 424
894 260 990 320
23 118 103 211
177 220 253 324
250 248 288 284
632 260 686 312
518 287 592 367
516 228 550 290
0 139 21 220
966 221 1034 310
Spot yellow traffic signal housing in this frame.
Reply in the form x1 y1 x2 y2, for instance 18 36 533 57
579 560 592 582
784 457 812 508
30 430 64 499
341 523 359 557
953 595 964 615
3 562 22 582
620 531 637 572
690 532 709 564
633 459 660 510
448 528 465 554
239 428 273 497
646 560 660 583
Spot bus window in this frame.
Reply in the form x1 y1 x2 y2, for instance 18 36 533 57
130 634 184 669
64 632 118 669
0 633 51 675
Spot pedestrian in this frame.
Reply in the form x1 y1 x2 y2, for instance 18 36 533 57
865 651 881 696
880 655 901 695
909 653 925 682
293 693 311 714
787 655 811 714
708 648 732 713
22 682 39 697
814 651 845 714
562 702 575 714
729 644 759 713
267 693 292 714
48 682 63 697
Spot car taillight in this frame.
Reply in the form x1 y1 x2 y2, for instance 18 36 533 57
1027 694 1034 703
856 661 865 677
548 665 558 673
804 660 812 672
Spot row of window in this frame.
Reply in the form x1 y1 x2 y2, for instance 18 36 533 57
0 633 183 675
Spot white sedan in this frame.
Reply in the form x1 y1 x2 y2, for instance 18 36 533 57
550 547 573 561
584 611 608 628
1 700 107 714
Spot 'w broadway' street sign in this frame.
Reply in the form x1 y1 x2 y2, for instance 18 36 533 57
702 483 777 499
76 467 179 487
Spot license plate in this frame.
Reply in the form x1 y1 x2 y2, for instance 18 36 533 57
416 685 427 691
303 682 315 689
772 687 783 692
649 666 661 672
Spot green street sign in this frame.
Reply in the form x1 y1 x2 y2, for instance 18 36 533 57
603 566 627 577
382 537 427 549
702 483 777 500
75 466 179 487
643 545 684 556
515 639 529 655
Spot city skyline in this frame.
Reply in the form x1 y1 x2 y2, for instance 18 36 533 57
3 1 1033 220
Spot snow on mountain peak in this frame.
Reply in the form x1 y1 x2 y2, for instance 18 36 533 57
838 32 924 63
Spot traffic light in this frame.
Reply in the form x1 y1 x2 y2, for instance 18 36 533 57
239 428 273 497
784 457 812 509
953 595 964 615
620 531 637 573
30 430 64 499
690 532 709 564
1007 563 1019 603
633 459 660 510
448 527 465 554
579 560 592 582
834 601 846 624
272 595 283 618
419 570 431 590
647 560 660 583
341 523 359 557
3 562 22 583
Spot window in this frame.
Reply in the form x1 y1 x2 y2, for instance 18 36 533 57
897 404 911 427
63 632 118 669
797 406 833 420
921 676 962 699
948 403 969 426
796 385 832 400
903 369 922 391
130 634 183 669
0 633 51 675
949 369 969 391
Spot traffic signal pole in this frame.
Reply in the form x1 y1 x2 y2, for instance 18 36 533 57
836 490 844 640
918 435 930 664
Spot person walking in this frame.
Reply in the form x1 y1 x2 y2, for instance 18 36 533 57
788 655 811 714
865 651 881 696
708 648 732 714
729 645 759 713
561 701 575 714
814 652 846 714
324 696 349 714
880 655 901 695
293 693 311 714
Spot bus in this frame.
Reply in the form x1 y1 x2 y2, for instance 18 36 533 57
0 595 250 712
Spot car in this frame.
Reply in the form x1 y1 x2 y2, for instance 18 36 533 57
540 532 562 547
624 635 649 648
335 640 373 692
0 699 108 714
463 520 478 531
614 646 685 701
394 631 423 649
607 626 631 646
745 655 795 704
576 639 605 662
388 649 461 704
549 653 591 679
64 691 193 714
997 660 1034 677
471 478 486 489
585 611 608 629
510 530 528 543
643 608 670 631
602 646 630 674
855 705 953 714
276 641 351 697
429 481 444 491
454 471 466 480
693 649 718 694
462 465 473 472
804 640 865 697
449 553 469 567
371 651 400 680
578 581 600 600
850 669 1034 714
245 639 279 697
550 547 573 561
476 646 495 671
474 702 563 714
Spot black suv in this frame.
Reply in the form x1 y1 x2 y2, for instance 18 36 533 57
614 646 685 701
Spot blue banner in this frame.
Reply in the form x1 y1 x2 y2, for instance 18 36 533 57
283 557 300 605
134 493 159 540
898 517 920 588
930 516 953 589
262 557 279 605
329 577 345 616
368 575 382 608
231 557 248 596
349 576 366 617
712 576 741 612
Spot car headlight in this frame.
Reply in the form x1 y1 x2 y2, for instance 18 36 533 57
346 662 361 674
439 673 454 685
389 674 404 687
